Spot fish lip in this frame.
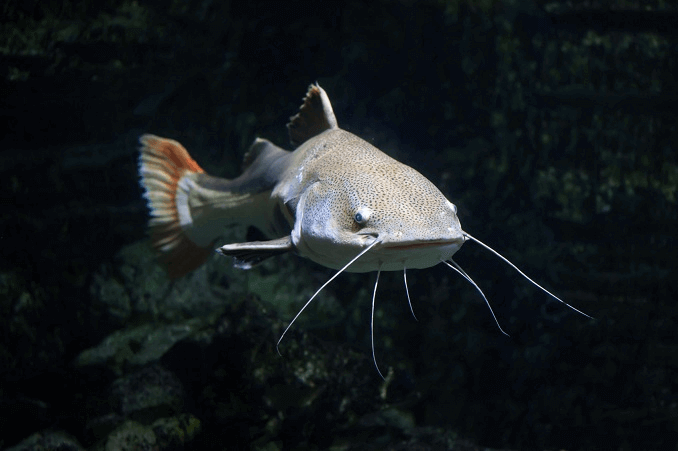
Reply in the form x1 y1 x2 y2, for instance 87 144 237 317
383 238 463 251
357 231 380 240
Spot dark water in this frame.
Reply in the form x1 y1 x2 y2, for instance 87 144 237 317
2 1 677 450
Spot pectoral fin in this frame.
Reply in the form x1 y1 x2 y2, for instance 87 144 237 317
217 236 294 269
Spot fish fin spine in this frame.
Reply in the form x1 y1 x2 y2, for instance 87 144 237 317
138 134 212 278
286 83 338 147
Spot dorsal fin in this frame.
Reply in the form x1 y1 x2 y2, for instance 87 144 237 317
287 83 338 147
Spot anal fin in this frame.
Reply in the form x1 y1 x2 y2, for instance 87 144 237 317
217 236 294 270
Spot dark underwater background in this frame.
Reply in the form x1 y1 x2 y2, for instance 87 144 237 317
2 0 677 450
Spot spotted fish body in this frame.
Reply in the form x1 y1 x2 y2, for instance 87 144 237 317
139 84 464 276
138 82 592 374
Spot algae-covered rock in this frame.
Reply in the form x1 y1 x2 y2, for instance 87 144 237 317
93 420 156 451
74 318 209 375
90 414 201 451
111 364 185 423
90 240 226 326
5 429 85 451
151 415 202 450
91 234 344 331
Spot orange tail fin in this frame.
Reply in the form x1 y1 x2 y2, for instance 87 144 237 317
138 134 213 278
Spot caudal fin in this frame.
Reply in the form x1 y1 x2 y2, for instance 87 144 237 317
138 134 213 278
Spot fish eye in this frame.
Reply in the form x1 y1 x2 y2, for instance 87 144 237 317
448 202 458 215
354 207 371 224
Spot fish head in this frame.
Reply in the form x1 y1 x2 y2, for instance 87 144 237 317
292 160 465 273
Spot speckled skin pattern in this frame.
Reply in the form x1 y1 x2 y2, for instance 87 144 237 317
272 128 465 272
147 84 467 274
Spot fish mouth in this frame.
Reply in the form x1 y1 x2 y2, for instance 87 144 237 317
383 239 463 251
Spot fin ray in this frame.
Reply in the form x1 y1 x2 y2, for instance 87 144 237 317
138 134 213 278
287 83 338 147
